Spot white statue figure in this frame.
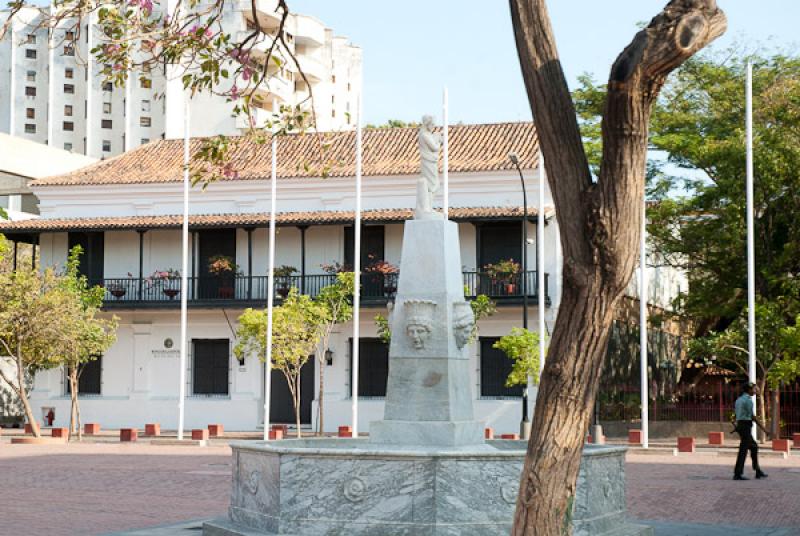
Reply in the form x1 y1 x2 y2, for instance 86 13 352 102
404 299 437 350
415 115 443 219
452 302 475 350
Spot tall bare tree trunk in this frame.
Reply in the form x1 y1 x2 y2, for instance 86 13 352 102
14 350 39 438
68 367 80 441
508 1 726 533
770 385 780 439
294 377 302 438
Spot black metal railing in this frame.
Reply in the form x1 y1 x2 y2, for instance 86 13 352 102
99 271 549 307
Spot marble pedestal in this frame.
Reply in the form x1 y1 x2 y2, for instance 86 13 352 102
203 440 652 536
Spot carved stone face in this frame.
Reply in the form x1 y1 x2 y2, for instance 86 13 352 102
422 114 434 130
452 302 474 349
454 321 472 349
406 322 432 350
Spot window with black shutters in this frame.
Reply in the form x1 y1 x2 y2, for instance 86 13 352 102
478 222 522 269
349 338 389 397
344 225 385 268
66 356 102 395
479 337 523 398
192 339 230 396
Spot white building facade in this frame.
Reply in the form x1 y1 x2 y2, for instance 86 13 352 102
0 122 683 434
0 1 361 158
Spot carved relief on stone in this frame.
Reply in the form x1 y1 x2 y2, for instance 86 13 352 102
501 483 518 505
243 469 260 495
452 301 474 349
342 477 367 503
404 299 437 350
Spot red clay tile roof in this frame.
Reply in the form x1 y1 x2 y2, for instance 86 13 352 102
31 122 539 187
0 206 551 234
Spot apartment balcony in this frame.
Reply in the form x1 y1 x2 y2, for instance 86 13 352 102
291 14 326 47
98 272 550 309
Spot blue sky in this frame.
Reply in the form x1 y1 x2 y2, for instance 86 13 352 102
291 0 799 126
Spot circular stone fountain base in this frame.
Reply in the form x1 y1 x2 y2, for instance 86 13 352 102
203 439 652 536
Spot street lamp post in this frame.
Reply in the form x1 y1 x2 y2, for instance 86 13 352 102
509 152 530 439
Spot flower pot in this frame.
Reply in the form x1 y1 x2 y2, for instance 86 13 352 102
218 286 234 299
110 288 126 298
504 283 516 294
163 288 180 299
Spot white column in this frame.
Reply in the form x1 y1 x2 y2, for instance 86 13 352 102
351 96 363 436
745 61 758 437
537 154 546 378
442 87 449 219
263 137 278 441
639 192 649 449
177 98 190 440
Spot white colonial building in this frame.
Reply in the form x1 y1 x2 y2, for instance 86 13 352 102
0 1 361 158
0 121 684 434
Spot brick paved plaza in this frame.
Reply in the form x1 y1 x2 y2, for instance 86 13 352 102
0 440 799 535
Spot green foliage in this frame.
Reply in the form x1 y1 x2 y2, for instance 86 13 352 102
574 49 800 388
494 328 541 387
374 313 391 344
0 207 7 220
315 272 355 327
235 289 326 431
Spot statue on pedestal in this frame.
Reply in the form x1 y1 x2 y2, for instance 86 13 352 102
415 115 443 219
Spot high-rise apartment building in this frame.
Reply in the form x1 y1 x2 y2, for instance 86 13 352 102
0 1 361 158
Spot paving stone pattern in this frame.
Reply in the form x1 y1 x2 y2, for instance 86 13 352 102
1 440 799 535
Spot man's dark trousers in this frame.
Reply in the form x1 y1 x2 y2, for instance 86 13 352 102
734 419 761 476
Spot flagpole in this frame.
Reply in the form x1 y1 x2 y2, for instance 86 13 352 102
263 137 277 441
442 87 449 219
640 190 649 449
351 96 363 437
177 98 190 441
746 61 757 438
537 153 545 380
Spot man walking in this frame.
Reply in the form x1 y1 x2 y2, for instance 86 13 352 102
733 382 768 481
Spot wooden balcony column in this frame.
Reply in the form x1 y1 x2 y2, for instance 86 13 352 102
137 229 146 300
298 225 308 294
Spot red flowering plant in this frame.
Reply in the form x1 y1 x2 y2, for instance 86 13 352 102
364 256 399 296
208 255 241 277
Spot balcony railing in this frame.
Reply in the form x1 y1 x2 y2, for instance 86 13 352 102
98 271 550 308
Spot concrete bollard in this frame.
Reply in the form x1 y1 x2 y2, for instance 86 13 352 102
338 426 353 438
772 439 791 453
144 423 161 437
84 423 101 435
677 437 696 453
500 433 520 440
484 428 494 440
628 429 643 445
192 429 210 441
268 429 284 440
208 424 224 437
708 431 724 446
120 428 138 442
51 428 69 439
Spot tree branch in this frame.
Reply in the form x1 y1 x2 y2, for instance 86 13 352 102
509 0 595 274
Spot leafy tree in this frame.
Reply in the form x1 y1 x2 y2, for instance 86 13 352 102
574 51 800 437
495 328 541 388
0 267 93 436
59 247 118 440
312 272 355 434
508 1 725 530
235 289 325 436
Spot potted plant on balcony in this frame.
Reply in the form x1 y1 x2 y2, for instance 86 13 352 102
364 258 399 298
107 282 127 299
208 256 239 299
274 265 298 298
484 258 521 294
149 269 181 299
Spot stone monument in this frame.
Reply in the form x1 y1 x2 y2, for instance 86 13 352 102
203 116 652 536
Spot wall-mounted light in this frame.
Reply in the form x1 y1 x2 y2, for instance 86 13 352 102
325 348 334 366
